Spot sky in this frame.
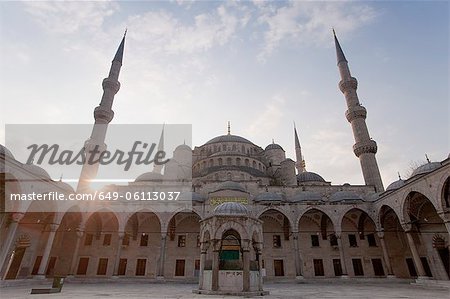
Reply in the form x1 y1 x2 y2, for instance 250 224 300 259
0 0 448 187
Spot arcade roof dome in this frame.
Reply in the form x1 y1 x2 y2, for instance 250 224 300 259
410 162 441 177
23 164 51 180
386 179 406 191
265 143 284 151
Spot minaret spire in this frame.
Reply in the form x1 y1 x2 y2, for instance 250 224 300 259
294 122 306 173
153 124 165 174
334 30 384 192
77 33 126 193
227 121 231 135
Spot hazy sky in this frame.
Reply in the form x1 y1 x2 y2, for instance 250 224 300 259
0 1 448 187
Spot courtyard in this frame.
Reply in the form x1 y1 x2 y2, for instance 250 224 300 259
0 280 448 299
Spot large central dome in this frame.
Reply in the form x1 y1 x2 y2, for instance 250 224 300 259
205 134 254 145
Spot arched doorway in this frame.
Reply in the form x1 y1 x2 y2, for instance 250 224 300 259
259 209 293 278
403 192 449 280
298 208 335 277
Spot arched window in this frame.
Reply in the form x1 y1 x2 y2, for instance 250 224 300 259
227 158 232 166
209 159 214 167
218 158 223 166
252 161 256 168
245 159 249 167
236 158 241 166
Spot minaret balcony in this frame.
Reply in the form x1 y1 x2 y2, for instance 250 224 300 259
345 105 367 122
94 106 115 123
102 78 121 93
353 140 377 157
339 77 358 93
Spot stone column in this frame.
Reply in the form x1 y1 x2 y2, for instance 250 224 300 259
292 231 303 277
35 222 59 278
255 243 263 291
211 242 219 291
242 242 250 292
0 213 23 276
157 234 167 278
405 230 427 278
113 232 125 277
198 241 209 290
377 231 394 277
336 233 348 277
68 226 84 276
443 220 450 241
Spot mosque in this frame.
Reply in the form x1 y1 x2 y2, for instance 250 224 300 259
0 30 449 293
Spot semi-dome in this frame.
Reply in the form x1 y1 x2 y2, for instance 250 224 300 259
214 202 248 216
254 192 285 202
290 191 323 202
205 134 253 145
386 179 406 191
135 172 164 182
410 162 441 177
212 181 246 193
23 164 51 180
0 144 15 159
265 143 284 151
330 191 363 202
297 171 326 183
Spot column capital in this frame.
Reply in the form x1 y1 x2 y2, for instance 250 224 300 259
377 231 385 238
118 231 125 239
49 223 60 232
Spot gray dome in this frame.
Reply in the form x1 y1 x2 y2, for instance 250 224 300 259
386 179 406 191
411 162 441 177
135 172 164 182
205 134 253 145
297 171 326 183
330 191 363 202
290 191 323 202
265 143 284 151
214 202 248 216
0 144 14 159
212 181 246 193
23 164 51 180
254 192 285 202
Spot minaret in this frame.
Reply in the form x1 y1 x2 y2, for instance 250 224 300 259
77 32 126 192
152 124 165 174
333 30 384 192
294 123 306 173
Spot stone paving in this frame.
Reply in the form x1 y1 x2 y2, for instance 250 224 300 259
0 281 448 299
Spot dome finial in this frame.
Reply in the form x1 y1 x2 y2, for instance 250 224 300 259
272 138 274 144
425 154 430 163
227 121 231 135
397 172 402 180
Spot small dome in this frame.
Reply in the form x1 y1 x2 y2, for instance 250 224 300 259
205 134 253 145
297 171 326 183
212 181 246 193
214 202 248 216
410 162 441 177
290 191 323 202
386 179 406 191
254 192 285 202
135 172 164 182
23 164 51 180
330 191 363 202
265 143 284 151
0 144 15 159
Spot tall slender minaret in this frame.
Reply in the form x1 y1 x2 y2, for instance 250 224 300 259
294 122 306 173
333 30 384 192
77 32 126 192
152 124 165 174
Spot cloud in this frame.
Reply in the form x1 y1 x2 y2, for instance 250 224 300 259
24 1 119 34
256 1 377 61
244 95 285 140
